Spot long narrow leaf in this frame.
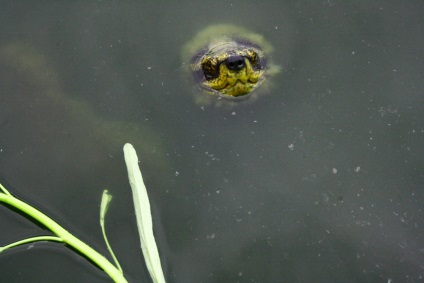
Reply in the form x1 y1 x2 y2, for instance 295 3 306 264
123 143 165 283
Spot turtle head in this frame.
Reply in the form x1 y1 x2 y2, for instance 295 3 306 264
199 43 266 97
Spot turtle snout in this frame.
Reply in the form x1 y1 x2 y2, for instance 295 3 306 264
225 56 245 71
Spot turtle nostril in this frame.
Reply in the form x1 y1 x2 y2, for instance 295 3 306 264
225 56 245 71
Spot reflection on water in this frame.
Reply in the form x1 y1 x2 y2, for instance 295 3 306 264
1 1 424 282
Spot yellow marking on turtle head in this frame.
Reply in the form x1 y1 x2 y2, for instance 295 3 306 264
203 57 264 97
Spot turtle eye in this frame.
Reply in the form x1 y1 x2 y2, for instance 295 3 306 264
246 50 261 70
201 58 219 80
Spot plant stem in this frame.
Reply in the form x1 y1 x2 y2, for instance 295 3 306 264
0 188 128 283
0 236 63 252
100 190 123 273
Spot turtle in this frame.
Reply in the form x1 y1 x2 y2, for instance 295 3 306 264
182 24 280 105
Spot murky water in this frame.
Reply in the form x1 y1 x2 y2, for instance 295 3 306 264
1 2 423 282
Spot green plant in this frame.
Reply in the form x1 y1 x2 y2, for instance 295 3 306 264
0 143 165 283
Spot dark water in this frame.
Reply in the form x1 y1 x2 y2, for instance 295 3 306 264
1 1 423 282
